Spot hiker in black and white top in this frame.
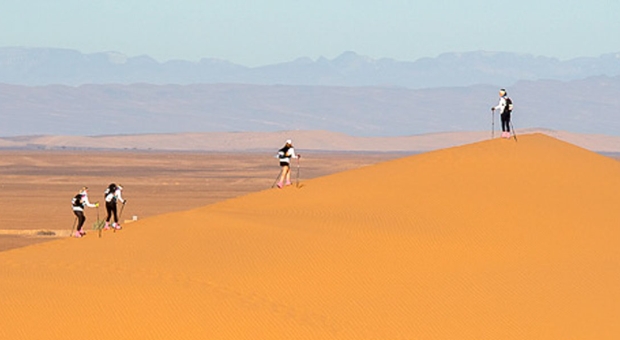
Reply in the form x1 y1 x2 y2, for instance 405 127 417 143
491 88 514 139
71 187 98 238
276 139 300 188
104 183 126 231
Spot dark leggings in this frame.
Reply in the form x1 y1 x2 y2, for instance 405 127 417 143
501 112 511 132
106 201 118 223
74 211 86 232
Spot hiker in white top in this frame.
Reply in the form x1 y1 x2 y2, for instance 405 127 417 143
71 187 98 238
276 139 300 188
104 183 126 230
491 88 514 139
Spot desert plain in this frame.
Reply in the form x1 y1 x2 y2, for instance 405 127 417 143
1 133 620 339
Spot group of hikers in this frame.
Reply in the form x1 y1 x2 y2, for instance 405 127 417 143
69 141 299 239
70 89 511 238
71 183 126 238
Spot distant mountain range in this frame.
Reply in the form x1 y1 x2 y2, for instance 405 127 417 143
1 47 619 138
1 76 619 137
2 47 620 88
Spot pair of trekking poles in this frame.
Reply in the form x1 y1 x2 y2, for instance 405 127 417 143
271 157 301 189
491 110 517 141
70 201 127 237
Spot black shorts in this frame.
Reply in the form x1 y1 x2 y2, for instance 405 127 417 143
280 161 290 167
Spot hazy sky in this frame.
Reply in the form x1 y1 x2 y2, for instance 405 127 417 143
2 0 619 66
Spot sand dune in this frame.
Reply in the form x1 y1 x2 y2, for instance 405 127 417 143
1 133 620 339
0 150 401 252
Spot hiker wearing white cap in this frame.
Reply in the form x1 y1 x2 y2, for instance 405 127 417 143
491 88 514 139
276 139 300 188
71 187 98 238
103 183 126 231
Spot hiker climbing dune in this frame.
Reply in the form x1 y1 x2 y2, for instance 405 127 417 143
275 139 300 189
104 183 127 231
71 187 98 238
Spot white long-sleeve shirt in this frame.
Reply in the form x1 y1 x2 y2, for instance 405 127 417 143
105 187 125 203
72 191 97 212
278 146 298 164
493 96 508 114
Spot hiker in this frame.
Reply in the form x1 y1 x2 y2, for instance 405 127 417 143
276 139 300 188
71 187 98 238
104 183 126 230
491 88 513 138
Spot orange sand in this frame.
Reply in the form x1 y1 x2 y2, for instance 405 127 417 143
1 133 620 339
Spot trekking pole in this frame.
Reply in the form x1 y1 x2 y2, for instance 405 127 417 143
115 201 126 233
271 169 283 188
296 156 301 188
96 204 102 237
70 216 77 237
510 121 518 141
119 201 126 220
491 109 495 139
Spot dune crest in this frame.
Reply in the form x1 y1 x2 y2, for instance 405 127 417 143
1 133 620 339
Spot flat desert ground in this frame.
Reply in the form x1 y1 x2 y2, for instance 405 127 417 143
1 133 620 339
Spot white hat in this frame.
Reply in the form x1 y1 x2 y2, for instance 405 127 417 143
286 139 292 145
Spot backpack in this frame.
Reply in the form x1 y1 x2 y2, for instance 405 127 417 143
72 193 84 207
278 146 290 159
104 183 117 200
505 97 513 114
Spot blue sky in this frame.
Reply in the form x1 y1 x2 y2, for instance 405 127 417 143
2 0 619 66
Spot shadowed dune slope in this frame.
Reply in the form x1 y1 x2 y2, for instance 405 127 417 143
2 133 620 339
